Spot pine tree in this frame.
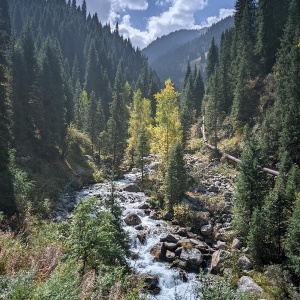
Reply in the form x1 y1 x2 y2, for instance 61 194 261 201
206 38 219 80
0 0 18 216
165 141 186 214
256 0 288 75
233 137 268 238
107 62 128 173
193 67 205 117
285 194 300 276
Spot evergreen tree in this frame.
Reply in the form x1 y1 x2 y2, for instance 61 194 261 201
256 0 288 75
233 137 268 238
274 0 300 166
107 62 128 173
285 194 300 276
165 141 186 214
193 67 205 117
39 37 66 146
206 38 219 80
0 0 18 216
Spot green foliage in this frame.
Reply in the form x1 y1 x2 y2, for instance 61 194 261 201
285 194 300 276
35 259 80 300
71 197 126 273
164 141 187 213
198 272 255 300
233 137 269 238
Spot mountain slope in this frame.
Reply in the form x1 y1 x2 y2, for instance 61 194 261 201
143 27 208 64
144 16 234 89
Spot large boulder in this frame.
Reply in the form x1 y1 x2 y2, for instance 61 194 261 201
144 274 161 295
124 214 142 226
137 231 147 244
180 248 203 270
160 234 179 243
231 238 242 249
237 255 252 270
209 250 230 274
123 184 141 193
237 276 263 295
150 243 166 261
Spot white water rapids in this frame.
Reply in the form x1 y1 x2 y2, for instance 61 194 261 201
75 170 202 299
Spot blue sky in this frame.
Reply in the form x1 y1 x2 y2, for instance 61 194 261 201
84 0 236 49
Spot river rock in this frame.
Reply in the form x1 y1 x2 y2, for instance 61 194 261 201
174 227 188 237
124 214 142 226
201 224 213 236
165 242 177 251
150 242 166 261
144 274 161 295
216 241 226 250
160 234 178 243
166 250 176 262
138 202 150 209
137 231 147 244
237 276 263 295
238 255 252 270
123 184 141 193
209 250 230 274
232 238 242 249
180 248 203 270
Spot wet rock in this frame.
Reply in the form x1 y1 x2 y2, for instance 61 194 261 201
160 234 178 243
232 238 242 249
162 211 172 221
137 231 147 244
124 214 142 226
209 250 230 274
166 250 176 262
165 242 177 251
138 202 150 209
144 274 161 295
180 248 203 270
174 227 188 237
201 224 213 236
238 255 252 270
150 211 160 220
150 243 166 261
123 184 141 193
171 259 187 270
144 209 151 215
179 270 188 282
175 247 182 256
237 276 263 295
135 224 144 230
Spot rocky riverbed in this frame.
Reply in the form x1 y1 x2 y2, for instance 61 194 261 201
53 154 265 299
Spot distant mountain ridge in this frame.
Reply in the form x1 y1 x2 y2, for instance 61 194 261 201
143 16 234 89
142 27 208 64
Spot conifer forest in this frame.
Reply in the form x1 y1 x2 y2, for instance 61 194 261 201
0 0 299 299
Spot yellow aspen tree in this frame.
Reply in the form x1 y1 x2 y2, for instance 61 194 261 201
127 89 152 161
150 79 182 164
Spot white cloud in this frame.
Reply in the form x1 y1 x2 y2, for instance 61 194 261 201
86 0 148 24
200 8 235 28
119 0 209 49
86 0 235 49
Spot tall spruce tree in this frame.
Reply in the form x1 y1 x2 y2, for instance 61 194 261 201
233 137 268 238
206 38 219 80
165 141 186 214
107 62 128 173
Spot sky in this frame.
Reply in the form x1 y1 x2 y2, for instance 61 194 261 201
83 0 236 49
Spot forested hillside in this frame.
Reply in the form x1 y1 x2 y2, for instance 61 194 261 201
0 0 160 216
199 0 300 280
146 16 234 88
